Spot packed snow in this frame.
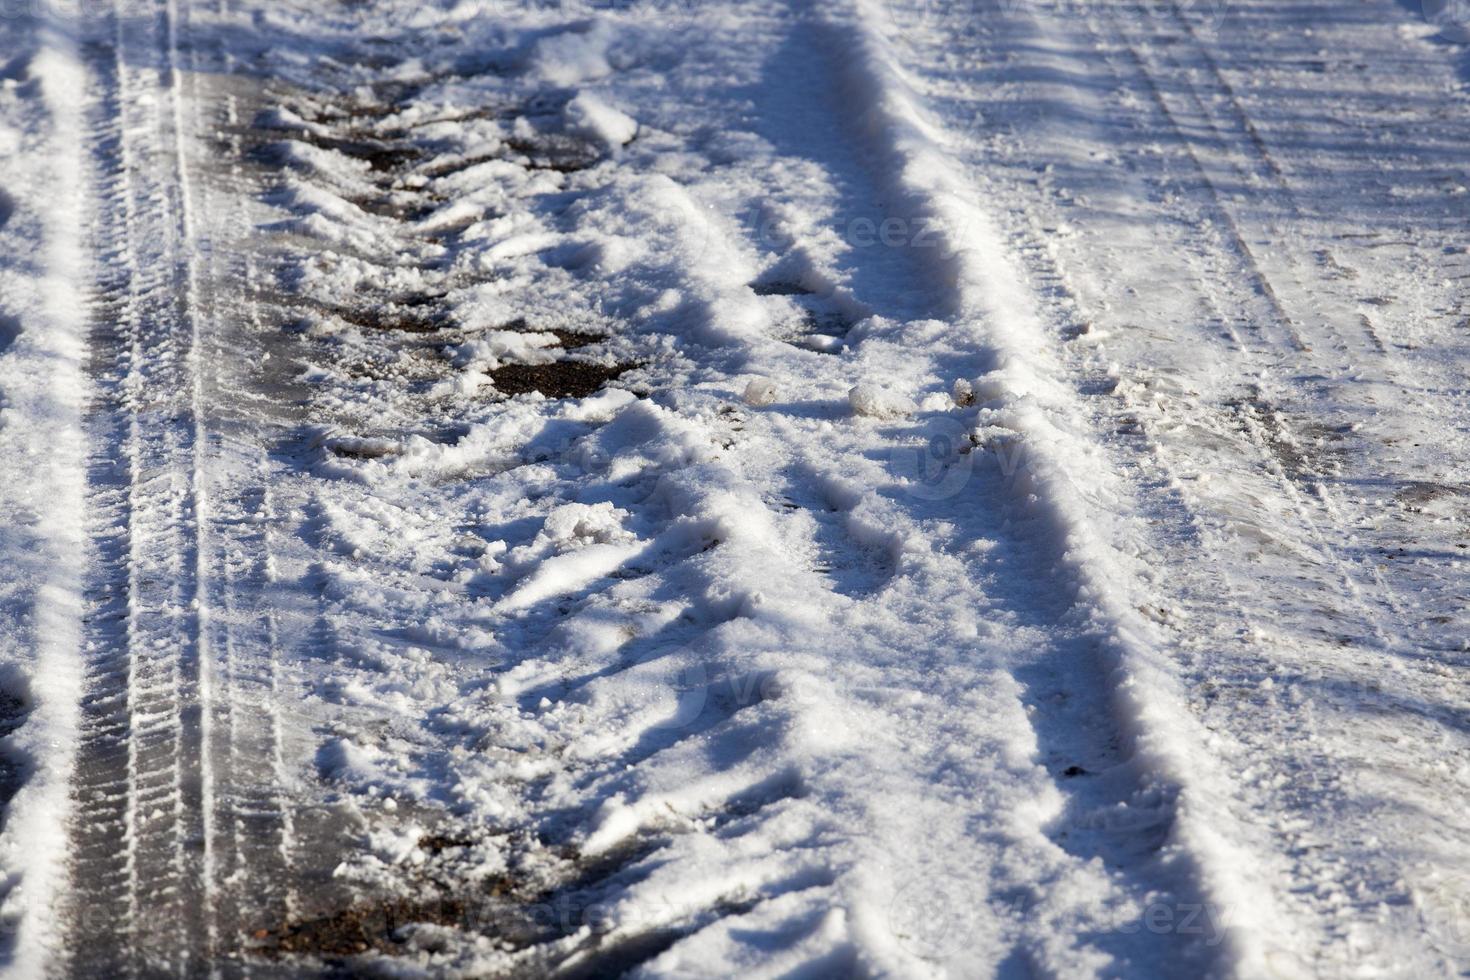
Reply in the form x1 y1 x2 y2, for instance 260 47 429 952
0 0 1467 976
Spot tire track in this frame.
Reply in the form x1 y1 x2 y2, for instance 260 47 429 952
920 0 1462 969
1095 4 1470 966
177 0 306 955
1091 0 1417 652
1026 3 1355 963
64 0 214 971
1094 1 1310 358
1153 0 1395 359
822 2 1273 970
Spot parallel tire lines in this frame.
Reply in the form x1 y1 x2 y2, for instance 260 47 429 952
64 0 217 972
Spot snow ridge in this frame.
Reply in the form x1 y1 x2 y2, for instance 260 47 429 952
0 7 88 975
829 0 1285 973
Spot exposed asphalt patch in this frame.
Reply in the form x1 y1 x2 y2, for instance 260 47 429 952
0 314 20 354
327 303 446 334
0 691 30 810
490 359 637 399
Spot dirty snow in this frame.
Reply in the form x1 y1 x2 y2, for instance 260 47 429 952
0 0 1467 975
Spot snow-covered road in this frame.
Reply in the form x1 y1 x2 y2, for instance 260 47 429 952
0 0 1467 975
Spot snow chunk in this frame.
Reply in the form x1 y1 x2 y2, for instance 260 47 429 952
743 378 778 407
494 503 644 612
365 824 427 866
498 542 642 613
848 384 915 419
561 387 637 423
448 329 560 370
316 737 382 783
252 104 331 138
563 92 637 151
541 502 637 550
497 501 643 609
528 22 621 86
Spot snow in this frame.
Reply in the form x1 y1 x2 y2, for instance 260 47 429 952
2 0 1468 973
218 3 1207 971
848 382 916 419
0 7 86 975
563 92 639 152
527 20 625 87
742 378 779 407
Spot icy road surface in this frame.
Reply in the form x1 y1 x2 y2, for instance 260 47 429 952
0 0 1468 975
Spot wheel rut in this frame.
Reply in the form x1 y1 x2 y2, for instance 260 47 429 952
61 0 273 972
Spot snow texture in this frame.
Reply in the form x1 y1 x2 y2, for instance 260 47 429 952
0 0 1468 975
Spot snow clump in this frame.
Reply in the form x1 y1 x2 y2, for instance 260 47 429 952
564 92 638 150
848 384 915 419
743 378 779 406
